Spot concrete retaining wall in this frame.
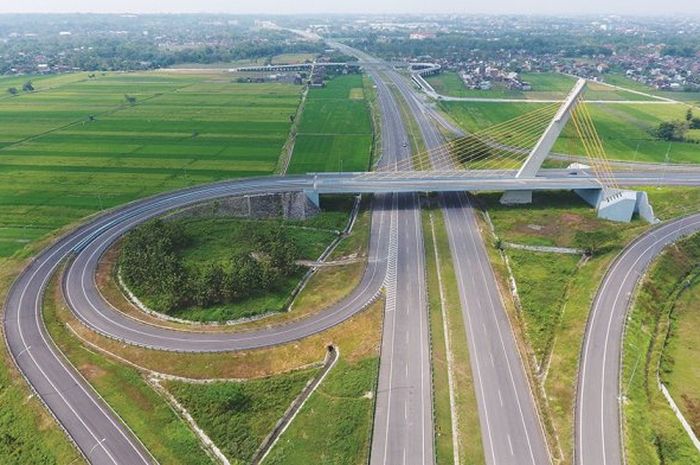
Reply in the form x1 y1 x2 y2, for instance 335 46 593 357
165 191 320 222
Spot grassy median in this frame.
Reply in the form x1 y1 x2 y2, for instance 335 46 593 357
423 199 484 465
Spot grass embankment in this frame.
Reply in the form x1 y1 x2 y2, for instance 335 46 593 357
423 200 484 465
663 277 700 437
506 250 581 364
476 190 648 463
439 99 700 163
164 368 319 464
0 72 301 258
288 73 373 173
121 197 353 322
622 233 700 465
263 357 379 465
477 188 700 463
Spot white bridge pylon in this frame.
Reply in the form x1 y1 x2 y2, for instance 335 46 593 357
501 78 588 204
517 78 587 178
309 78 656 222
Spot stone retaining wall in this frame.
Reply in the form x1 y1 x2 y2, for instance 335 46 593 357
165 191 320 222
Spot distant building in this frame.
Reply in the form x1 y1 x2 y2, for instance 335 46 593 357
409 32 436 40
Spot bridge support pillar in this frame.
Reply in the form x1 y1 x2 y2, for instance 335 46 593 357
500 190 532 205
574 188 658 224
304 189 320 208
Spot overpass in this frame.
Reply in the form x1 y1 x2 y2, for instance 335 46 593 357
234 61 439 73
303 77 664 223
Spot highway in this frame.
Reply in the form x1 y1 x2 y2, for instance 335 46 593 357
576 212 700 465
365 59 434 465
4 41 700 465
4 177 394 464
385 65 552 464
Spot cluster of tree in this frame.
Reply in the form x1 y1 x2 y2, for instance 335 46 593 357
653 109 700 142
119 220 300 313
6 81 34 95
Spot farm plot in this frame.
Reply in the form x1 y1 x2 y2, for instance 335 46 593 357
439 100 700 164
288 74 373 173
0 72 301 258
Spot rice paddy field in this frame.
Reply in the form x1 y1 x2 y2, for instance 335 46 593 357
439 100 700 164
287 74 373 173
426 71 652 101
0 71 302 258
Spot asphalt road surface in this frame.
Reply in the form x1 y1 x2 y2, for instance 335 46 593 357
576 212 700 465
386 66 553 465
4 177 394 464
365 61 434 465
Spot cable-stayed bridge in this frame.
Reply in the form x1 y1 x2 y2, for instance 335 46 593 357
304 78 659 223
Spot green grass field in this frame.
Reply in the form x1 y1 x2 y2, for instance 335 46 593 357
426 71 651 101
623 233 700 465
164 368 319 465
0 71 301 259
288 74 373 173
264 357 378 465
662 275 700 438
440 100 700 163
423 204 484 465
506 250 581 364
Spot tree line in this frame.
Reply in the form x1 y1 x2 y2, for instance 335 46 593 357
119 219 300 314
653 108 700 142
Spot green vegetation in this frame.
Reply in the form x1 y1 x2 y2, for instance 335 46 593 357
647 187 700 220
288 74 373 173
651 108 700 142
506 250 581 363
663 274 700 438
477 190 649 462
0 71 301 258
43 273 211 465
427 71 575 99
439 100 700 163
478 191 644 248
164 368 318 464
120 212 341 321
423 202 484 465
0 340 84 465
264 357 378 465
623 233 700 465
478 188 700 463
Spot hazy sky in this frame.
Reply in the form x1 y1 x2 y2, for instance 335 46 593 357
0 0 697 15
